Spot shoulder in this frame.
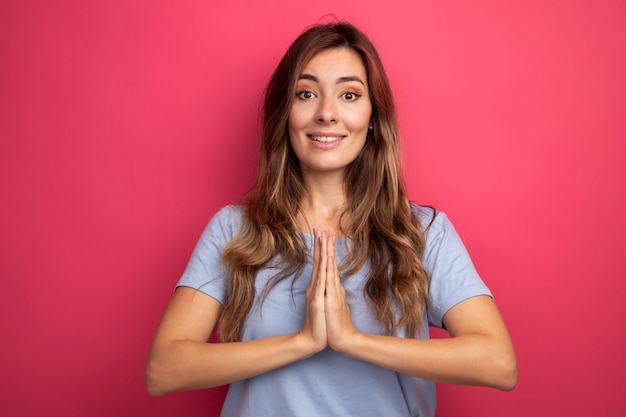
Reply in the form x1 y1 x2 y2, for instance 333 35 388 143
212 204 245 226
176 206 245 301
197 205 245 247
209 204 245 231
409 202 467 264
409 202 447 232
410 203 492 327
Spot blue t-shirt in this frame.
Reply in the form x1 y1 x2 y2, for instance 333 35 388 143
177 204 491 417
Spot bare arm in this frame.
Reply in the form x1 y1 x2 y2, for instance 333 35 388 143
145 231 332 396
147 231 516 396
330 295 518 390
144 287 313 395
323 233 517 391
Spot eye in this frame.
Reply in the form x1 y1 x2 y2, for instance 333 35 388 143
296 90 315 100
342 92 361 101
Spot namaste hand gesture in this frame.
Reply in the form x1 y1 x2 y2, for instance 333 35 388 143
299 230 358 355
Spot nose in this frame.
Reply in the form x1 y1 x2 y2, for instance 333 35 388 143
316 95 337 124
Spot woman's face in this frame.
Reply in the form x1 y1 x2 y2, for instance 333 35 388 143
288 48 372 177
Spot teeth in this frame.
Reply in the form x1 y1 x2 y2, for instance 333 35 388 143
310 136 341 143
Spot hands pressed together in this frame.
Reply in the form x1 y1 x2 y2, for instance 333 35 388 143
147 228 517 395
300 230 359 355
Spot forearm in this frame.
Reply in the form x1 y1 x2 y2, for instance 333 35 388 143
340 332 517 391
146 332 314 395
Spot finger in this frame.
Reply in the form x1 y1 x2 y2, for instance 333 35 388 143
314 230 328 297
307 229 323 298
325 233 339 293
310 228 320 277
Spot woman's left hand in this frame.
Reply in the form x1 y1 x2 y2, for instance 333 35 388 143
320 231 358 353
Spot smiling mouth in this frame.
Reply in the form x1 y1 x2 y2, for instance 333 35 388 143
309 135 344 143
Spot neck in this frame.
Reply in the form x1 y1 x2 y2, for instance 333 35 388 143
298 171 348 236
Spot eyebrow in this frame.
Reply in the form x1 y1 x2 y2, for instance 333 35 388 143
299 74 365 85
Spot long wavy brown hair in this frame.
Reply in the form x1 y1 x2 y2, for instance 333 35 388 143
219 22 430 342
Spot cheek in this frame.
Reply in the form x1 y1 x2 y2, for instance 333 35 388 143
345 108 372 131
287 110 305 137
346 101 372 127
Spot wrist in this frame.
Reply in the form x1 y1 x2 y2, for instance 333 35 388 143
330 330 362 356
293 331 326 358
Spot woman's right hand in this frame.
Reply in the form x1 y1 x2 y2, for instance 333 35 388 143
299 229 330 354
146 230 337 395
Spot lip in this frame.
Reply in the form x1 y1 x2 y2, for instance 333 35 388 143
306 132 345 149
307 132 346 143
308 131 344 137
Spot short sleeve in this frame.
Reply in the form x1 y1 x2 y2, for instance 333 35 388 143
175 205 243 304
416 207 492 329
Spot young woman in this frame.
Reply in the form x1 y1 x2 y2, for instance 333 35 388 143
146 21 517 416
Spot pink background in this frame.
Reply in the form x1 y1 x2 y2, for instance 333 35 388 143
1 0 625 416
